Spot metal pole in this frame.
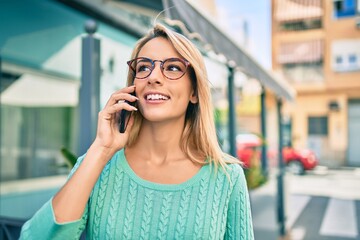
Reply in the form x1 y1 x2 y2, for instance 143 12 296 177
277 98 286 237
0 54 2 86
260 87 268 177
227 62 237 157
78 20 101 155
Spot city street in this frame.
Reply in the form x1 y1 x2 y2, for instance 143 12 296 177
251 167 360 240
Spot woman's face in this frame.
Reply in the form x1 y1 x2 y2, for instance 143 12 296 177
134 37 197 124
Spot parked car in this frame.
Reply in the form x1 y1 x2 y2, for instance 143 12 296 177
236 133 318 175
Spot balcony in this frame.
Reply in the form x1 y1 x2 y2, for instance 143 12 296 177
278 39 324 83
278 18 322 31
282 61 324 83
275 0 323 31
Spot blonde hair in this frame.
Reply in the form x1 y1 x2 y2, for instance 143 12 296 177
126 23 239 171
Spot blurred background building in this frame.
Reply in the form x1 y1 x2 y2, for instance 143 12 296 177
1 0 294 183
1 1 295 238
4 0 359 239
272 0 360 167
0 1 140 182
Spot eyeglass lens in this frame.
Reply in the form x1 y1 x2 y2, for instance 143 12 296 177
130 58 188 80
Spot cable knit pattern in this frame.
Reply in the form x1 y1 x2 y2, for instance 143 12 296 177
210 173 223 239
19 150 254 240
106 163 124 239
123 180 137 239
92 162 111 239
174 188 191 239
194 176 207 239
140 190 154 240
220 182 232 238
157 193 173 239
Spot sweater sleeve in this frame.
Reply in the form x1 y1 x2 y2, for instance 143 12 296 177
225 165 254 240
19 155 88 240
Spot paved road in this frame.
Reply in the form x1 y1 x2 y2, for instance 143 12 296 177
250 167 360 240
289 196 360 240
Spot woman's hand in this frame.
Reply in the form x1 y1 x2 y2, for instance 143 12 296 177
52 86 137 223
93 85 138 156
52 87 137 223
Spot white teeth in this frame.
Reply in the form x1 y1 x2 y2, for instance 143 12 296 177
146 94 169 100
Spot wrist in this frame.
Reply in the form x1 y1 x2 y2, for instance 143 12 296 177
88 140 118 164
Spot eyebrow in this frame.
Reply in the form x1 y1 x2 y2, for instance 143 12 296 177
136 56 182 60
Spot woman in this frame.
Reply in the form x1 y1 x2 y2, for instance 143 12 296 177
20 23 254 239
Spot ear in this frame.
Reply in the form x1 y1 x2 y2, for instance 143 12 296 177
189 91 198 104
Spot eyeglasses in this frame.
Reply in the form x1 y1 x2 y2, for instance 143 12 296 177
127 57 190 80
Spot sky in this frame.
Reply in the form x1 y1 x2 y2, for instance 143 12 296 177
215 0 272 69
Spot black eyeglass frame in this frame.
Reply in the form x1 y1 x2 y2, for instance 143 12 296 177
127 57 191 80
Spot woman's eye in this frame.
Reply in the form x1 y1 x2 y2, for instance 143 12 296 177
166 64 182 72
137 64 151 72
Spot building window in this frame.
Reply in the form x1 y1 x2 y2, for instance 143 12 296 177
333 53 360 72
0 105 76 181
279 19 322 31
282 61 324 82
333 0 357 18
278 39 324 82
308 116 328 136
349 54 357 64
336 56 343 64
332 40 360 72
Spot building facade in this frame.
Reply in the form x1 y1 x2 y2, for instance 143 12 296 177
272 0 360 167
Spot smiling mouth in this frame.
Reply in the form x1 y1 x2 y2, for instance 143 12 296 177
145 94 170 101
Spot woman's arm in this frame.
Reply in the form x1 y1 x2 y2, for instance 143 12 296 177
19 86 138 239
52 143 113 222
53 85 137 223
19 153 94 240
225 165 254 240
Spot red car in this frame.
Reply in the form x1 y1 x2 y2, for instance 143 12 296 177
236 133 318 175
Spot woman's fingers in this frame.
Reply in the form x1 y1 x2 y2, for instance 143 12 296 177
99 101 138 120
111 101 138 114
105 85 137 107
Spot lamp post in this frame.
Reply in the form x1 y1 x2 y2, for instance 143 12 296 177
277 98 286 238
78 20 101 155
227 61 237 157
260 86 268 177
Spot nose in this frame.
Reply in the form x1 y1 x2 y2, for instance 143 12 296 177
147 61 164 84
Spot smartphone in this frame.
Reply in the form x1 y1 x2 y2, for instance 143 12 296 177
119 90 136 133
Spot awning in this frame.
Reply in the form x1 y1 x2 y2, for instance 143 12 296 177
0 0 137 75
278 39 323 64
275 0 323 22
0 72 79 107
163 0 295 101
1 0 137 107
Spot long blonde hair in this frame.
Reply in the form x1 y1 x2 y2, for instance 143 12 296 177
126 23 239 170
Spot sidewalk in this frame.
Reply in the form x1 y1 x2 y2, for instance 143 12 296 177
250 167 360 240
250 172 321 240
250 172 280 240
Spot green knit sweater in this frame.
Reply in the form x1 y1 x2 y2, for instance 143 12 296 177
20 149 254 239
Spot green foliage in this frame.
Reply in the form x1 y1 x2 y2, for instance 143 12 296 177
60 147 78 169
244 165 267 189
244 151 268 189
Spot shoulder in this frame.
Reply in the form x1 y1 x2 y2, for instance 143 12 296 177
226 162 244 173
225 163 245 180
221 163 247 189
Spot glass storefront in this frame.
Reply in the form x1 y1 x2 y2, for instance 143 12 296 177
0 0 137 182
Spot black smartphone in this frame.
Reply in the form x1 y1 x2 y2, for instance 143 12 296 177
119 90 136 133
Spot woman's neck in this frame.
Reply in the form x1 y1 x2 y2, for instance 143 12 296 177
129 120 187 165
